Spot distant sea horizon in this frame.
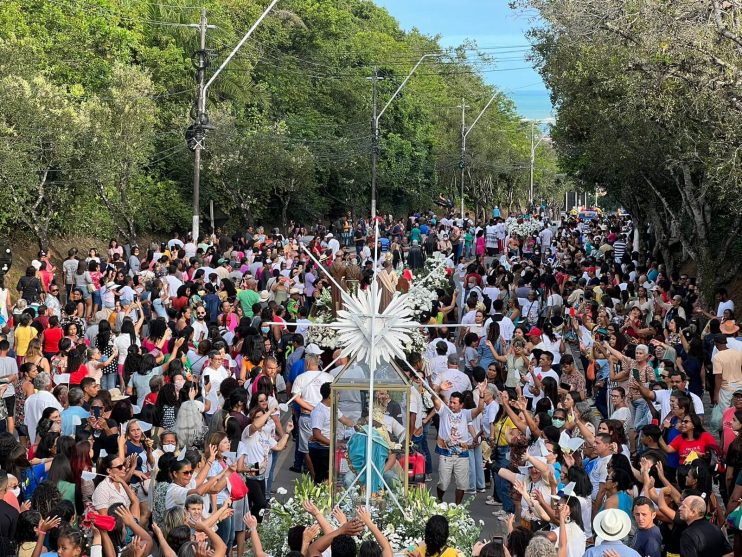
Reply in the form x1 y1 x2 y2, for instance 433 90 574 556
508 89 553 120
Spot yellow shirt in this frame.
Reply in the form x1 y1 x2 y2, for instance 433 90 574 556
493 416 515 447
14 325 37 356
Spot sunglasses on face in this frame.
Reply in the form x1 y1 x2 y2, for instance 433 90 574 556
111 463 125 470
180 469 193 476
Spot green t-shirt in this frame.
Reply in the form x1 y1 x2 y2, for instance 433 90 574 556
237 288 261 317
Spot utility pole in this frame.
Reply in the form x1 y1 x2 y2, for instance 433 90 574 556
459 97 468 221
369 54 437 221
186 0 279 242
370 69 381 221
529 120 535 211
191 8 208 244
459 92 498 222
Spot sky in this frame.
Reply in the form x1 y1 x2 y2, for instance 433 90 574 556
372 0 553 120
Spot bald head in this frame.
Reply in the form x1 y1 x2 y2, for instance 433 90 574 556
679 495 707 524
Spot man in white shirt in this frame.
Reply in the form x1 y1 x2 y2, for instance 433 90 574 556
325 233 341 255
426 333 456 360
24 371 63 442
164 266 183 295
436 355 471 401
292 354 333 478
191 305 209 343
201 351 230 419
538 226 553 258
524 351 560 408
0 340 18 433
432 384 486 504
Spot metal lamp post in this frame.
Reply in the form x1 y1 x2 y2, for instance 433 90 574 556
370 54 438 220
460 92 499 220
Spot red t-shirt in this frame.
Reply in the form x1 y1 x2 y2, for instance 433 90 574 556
669 431 719 464
69 363 88 385
144 392 158 405
43 327 64 354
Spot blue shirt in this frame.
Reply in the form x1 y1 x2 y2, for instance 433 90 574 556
632 526 662 557
61 406 90 436
584 541 640 557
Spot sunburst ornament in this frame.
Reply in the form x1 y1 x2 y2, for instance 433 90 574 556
331 281 417 368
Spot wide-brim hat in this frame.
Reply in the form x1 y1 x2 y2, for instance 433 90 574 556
109 388 128 402
259 290 270 302
721 320 740 335
593 509 631 542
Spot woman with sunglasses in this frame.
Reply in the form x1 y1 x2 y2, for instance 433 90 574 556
660 411 719 465
165 445 234 512
91 453 137 514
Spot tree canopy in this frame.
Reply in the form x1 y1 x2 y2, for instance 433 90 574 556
0 0 558 249
517 0 742 299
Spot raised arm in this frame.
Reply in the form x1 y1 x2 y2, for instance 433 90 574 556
357 506 393 557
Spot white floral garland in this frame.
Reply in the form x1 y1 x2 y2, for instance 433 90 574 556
505 216 542 238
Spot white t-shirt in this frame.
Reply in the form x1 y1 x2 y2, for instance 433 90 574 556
426 339 456 360
408 387 424 430
654 388 704 418
166 482 191 509
437 405 473 447
191 320 209 343
553 521 586 557
537 336 563 365
718 299 735 317
237 429 276 475
202 365 229 415
589 454 611 500
0 356 17 397
310 402 333 441
538 227 553 248
524 368 559 406
610 406 633 439
292 370 334 407
438 368 471 401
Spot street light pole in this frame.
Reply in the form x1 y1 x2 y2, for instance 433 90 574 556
370 69 380 221
192 8 208 243
370 53 437 220
190 0 280 242
459 98 467 221
523 118 553 210
460 92 498 220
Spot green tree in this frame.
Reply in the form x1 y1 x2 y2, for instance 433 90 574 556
0 75 87 250
519 0 742 299
80 64 159 246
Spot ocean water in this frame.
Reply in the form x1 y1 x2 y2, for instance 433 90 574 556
509 89 554 120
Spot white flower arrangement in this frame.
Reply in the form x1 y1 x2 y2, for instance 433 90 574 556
406 255 451 319
260 476 481 557
305 324 340 350
505 216 541 238
402 327 427 354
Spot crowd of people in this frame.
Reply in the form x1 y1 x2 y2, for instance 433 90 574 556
0 207 738 557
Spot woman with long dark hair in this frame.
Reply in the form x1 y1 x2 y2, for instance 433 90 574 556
96 320 119 390
69 440 94 507
47 453 82 514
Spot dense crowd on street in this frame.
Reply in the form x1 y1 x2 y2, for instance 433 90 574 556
0 206 738 557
